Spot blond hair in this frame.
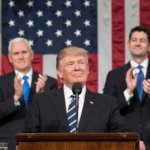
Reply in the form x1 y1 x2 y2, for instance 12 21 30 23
56 46 89 69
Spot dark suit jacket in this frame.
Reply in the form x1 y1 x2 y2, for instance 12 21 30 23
25 87 128 133
0 71 57 150
103 61 150 140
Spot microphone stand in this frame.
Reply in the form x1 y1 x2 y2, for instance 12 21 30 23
75 93 79 133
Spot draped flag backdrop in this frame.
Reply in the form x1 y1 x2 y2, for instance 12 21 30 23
1 0 98 92
1 0 150 92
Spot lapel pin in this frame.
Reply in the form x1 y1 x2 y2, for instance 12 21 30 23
90 101 94 104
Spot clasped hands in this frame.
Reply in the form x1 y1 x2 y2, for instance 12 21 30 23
126 67 150 96
14 74 47 102
35 74 48 93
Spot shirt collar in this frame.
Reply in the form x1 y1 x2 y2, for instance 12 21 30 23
15 68 33 79
130 58 148 77
15 69 33 86
130 58 148 69
63 84 86 101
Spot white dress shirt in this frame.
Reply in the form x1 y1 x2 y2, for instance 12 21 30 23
63 84 86 124
15 69 33 87
124 58 148 103
14 69 33 106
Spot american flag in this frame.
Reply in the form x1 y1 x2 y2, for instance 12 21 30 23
1 0 98 91
1 0 150 92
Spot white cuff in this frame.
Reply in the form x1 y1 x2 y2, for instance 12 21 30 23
14 101 20 106
124 89 133 105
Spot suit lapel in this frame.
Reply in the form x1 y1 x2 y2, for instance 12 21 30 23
127 60 150 104
146 61 150 79
79 89 96 132
142 60 150 102
52 88 70 132
124 62 141 101
121 62 131 91
30 71 38 94
7 72 16 91
6 72 26 105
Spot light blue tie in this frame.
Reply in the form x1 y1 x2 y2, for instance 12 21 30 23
137 65 144 102
22 75 30 106
67 95 77 133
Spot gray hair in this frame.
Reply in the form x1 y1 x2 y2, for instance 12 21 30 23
8 37 32 53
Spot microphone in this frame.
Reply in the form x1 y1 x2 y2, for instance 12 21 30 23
72 82 82 95
72 82 82 133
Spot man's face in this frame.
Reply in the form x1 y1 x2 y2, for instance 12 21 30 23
8 41 34 73
128 31 150 59
57 54 89 89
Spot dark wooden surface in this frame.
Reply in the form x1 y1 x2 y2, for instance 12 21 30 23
16 132 140 150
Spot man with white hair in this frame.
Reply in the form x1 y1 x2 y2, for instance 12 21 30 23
0 37 58 150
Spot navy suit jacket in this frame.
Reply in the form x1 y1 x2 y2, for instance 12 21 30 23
103 61 150 139
25 87 128 133
0 71 57 150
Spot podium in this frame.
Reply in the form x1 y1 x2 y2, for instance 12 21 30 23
16 132 139 150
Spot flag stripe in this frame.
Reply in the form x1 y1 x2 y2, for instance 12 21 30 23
140 0 150 27
2 0 98 92
2 0 150 93
43 54 57 79
98 0 112 92
140 0 150 58
2 55 13 74
112 0 125 69
32 55 43 73
125 0 139 63
2 55 43 74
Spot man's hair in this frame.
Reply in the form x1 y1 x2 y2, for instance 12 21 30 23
56 46 89 69
129 25 150 43
8 37 32 53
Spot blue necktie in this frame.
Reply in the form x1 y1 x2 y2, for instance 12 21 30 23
137 65 144 102
22 75 30 106
67 95 77 133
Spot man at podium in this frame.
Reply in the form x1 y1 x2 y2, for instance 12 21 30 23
24 46 128 133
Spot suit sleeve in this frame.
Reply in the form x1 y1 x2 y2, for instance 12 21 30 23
44 76 58 91
24 94 40 133
103 71 129 110
0 83 19 119
108 97 129 132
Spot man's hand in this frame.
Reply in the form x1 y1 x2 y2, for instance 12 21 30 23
125 67 138 95
14 74 22 102
143 79 150 95
36 74 48 93
139 141 146 150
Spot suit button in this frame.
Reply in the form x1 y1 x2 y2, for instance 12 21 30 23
138 125 142 128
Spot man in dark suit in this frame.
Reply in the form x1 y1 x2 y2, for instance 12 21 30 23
25 46 128 134
103 26 150 149
0 37 58 150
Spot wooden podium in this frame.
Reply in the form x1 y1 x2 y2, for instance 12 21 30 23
16 132 139 150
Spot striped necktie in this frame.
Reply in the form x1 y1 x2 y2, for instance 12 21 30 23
22 75 30 106
67 95 77 133
137 65 144 102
